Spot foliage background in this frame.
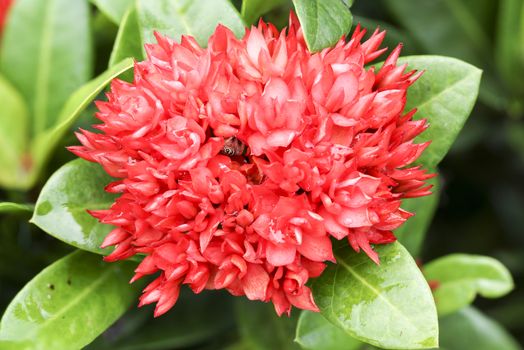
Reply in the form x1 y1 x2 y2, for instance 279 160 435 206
0 0 523 349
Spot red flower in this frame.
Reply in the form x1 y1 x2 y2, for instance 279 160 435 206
0 0 13 36
71 14 433 317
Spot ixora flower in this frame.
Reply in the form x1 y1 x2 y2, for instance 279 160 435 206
70 13 433 317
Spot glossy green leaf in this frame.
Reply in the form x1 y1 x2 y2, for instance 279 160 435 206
394 176 440 256
30 58 134 185
0 250 137 350
295 311 362 350
92 291 234 350
31 159 117 255
236 300 300 350
137 0 245 46
0 0 92 136
292 0 353 52
424 254 514 316
311 242 438 349
241 0 288 25
393 56 481 169
439 307 521 350
0 75 29 189
109 6 144 68
0 202 33 214
91 0 134 24
110 0 246 67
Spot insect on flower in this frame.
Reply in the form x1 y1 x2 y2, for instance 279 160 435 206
221 137 247 157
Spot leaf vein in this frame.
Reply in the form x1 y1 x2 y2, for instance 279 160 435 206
335 254 420 333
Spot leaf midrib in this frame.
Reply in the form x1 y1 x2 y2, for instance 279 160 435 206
1 259 116 341
173 0 194 38
412 70 477 112
334 255 420 334
36 265 115 335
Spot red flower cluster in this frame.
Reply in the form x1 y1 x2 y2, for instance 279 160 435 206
71 14 433 317
0 0 13 35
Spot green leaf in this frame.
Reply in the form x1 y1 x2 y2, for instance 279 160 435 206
110 0 246 68
138 0 245 46
295 311 362 350
30 58 134 185
94 291 234 350
236 300 300 350
394 176 440 256
241 0 288 25
31 159 117 255
394 56 481 168
109 6 144 68
0 0 92 136
424 254 514 316
0 250 137 350
91 0 135 24
311 242 438 349
0 202 33 214
292 0 353 52
439 307 521 350
0 75 29 189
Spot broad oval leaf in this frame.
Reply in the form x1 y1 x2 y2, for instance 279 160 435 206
0 75 29 189
241 0 288 25
395 55 482 168
424 254 514 316
235 300 300 350
439 307 520 350
292 0 352 52
91 0 134 24
394 175 440 256
295 311 362 350
0 202 33 214
0 0 92 136
0 250 137 350
311 242 438 349
111 0 245 65
30 58 134 185
31 159 116 255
